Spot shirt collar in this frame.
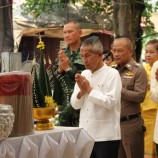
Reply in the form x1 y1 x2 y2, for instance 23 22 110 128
115 58 134 71
66 44 81 54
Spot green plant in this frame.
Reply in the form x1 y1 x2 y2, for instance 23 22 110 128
32 37 57 108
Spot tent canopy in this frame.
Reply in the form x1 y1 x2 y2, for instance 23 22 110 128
13 0 113 51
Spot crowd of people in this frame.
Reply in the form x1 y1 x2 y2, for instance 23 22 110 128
52 20 158 158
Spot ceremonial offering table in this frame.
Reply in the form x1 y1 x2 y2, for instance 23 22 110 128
0 127 94 158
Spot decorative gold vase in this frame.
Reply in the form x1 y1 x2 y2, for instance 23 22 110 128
33 107 55 130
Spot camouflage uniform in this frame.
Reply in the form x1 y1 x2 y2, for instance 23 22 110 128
53 46 85 126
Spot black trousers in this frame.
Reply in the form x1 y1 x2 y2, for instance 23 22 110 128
90 140 120 158
156 143 158 156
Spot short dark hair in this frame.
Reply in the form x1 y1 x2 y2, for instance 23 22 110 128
64 20 81 29
103 50 113 61
146 39 158 51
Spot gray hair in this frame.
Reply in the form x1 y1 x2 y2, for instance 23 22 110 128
81 36 103 53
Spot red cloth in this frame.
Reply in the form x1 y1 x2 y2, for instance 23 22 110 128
0 73 31 96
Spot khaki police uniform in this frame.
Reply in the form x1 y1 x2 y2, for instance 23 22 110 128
112 58 148 158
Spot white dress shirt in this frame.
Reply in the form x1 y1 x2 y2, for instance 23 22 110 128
150 60 158 144
71 64 122 142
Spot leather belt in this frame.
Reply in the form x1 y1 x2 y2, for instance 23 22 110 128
120 113 140 122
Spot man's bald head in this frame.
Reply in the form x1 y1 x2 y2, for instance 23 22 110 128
114 37 133 50
112 37 134 67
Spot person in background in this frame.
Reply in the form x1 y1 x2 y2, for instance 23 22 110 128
150 40 158 157
102 49 114 66
111 36 148 158
71 36 122 158
52 20 85 126
151 60 158 157
141 39 158 158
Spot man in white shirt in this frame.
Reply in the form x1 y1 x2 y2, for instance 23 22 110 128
71 36 122 158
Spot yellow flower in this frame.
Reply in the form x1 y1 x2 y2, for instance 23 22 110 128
45 96 57 108
37 40 45 50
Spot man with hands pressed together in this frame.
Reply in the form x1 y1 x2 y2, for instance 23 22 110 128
57 50 70 73
71 36 122 158
53 20 85 126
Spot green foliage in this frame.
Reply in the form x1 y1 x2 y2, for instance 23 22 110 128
142 2 154 34
21 0 158 29
156 1 158 11
21 0 66 17
20 0 113 20
46 71 52 96
39 52 50 96
20 0 158 35
141 0 158 46
32 69 45 108
33 44 55 108
83 0 112 13
52 72 65 106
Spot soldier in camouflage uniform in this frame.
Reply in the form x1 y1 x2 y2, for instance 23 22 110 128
52 20 85 126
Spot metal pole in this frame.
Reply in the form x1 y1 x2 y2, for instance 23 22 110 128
65 0 69 22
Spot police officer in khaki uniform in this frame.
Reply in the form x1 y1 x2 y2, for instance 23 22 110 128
111 36 148 158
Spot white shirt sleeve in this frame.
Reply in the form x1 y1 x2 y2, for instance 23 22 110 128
150 61 158 103
70 82 85 110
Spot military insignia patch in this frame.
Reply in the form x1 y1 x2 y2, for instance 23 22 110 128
123 71 134 79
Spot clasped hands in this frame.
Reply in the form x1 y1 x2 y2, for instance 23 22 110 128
75 73 92 99
57 50 70 73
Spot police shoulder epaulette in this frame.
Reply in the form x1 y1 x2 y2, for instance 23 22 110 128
126 64 131 69
134 62 141 67
110 64 117 69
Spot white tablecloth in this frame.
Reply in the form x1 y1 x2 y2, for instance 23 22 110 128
0 127 94 158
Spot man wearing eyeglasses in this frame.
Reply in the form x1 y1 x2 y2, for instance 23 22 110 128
111 36 148 158
71 36 122 158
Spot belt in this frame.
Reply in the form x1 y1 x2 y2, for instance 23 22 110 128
120 113 140 122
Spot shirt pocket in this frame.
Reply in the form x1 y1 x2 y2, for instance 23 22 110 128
122 77 134 90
